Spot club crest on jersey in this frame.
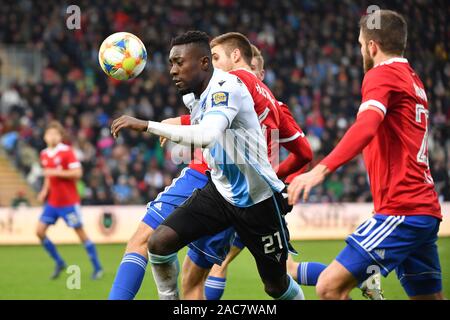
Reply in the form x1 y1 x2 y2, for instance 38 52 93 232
211 92 229 107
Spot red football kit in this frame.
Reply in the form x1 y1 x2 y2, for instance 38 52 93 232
40 143 81 207
321 58 441 219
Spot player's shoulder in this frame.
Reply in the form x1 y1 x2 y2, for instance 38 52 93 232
40 143 72 159
55 143 74 156
364 58 409 84
277 100 289 112
229 68 257 83
210 68 246 93
58 143 71 151
208 69 250 109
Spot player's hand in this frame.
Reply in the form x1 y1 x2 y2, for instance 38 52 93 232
111 115 148 138
159 117 182 147
287 164 329 205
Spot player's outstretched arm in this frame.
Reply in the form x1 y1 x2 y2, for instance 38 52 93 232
287 109 384 204
110 115 149 138
111 114 228 147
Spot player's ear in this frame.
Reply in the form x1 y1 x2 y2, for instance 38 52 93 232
231 48 240 63
368 40 378 58
200 56 210 71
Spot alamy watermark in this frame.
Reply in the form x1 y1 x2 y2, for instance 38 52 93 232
166 128 281 167
66 5 81 30
66 265 81 290
366 265 381 290
366 5 381 30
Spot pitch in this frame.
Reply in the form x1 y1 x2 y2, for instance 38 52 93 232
1 238 448 300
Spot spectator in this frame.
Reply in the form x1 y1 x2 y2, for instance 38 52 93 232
0 0 447 205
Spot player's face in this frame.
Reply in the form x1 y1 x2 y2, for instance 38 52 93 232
44 128 62 147
169 44 206 95
359 30 374 73
251 57 265 81
211 45 235 72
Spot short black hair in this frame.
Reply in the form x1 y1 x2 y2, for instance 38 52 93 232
171 31 211 57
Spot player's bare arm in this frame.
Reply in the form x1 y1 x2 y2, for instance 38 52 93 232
37 177 50 202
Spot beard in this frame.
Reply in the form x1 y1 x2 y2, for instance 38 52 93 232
363 45 374 73
177 87 190 95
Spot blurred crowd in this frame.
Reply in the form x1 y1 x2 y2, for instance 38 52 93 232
0 0 448 205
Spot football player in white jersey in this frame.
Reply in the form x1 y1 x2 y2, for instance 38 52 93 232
111 31 304 300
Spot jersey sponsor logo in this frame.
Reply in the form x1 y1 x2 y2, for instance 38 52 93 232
211 91 229 107
218 80 226 86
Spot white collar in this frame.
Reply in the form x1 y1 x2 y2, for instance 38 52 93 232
374 57 408 68
45 143 66 157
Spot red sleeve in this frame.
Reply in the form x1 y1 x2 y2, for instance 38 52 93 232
278 103 302 141
359 67 395 117
320 109 384 172
180 115 191 125
277 136 312 179
275 102 312 178
65 149 81 169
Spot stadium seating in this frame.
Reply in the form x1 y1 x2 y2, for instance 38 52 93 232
0 0 448 206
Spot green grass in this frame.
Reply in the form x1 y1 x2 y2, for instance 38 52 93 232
0 238 448 300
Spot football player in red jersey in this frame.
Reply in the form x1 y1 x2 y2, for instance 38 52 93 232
288 10 444 300
37 121 102 280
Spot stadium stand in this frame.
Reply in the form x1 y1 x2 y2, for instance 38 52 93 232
0 0 448 206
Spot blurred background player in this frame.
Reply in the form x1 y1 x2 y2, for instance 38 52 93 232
37 121 103 280
288 10 444 300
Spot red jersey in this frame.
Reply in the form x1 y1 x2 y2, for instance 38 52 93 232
230 68 281 160
40 143 81 207
277 101 312 182
185 69 312 178
359 58 441 218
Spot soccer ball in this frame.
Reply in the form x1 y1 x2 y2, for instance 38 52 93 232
98 32 147 80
